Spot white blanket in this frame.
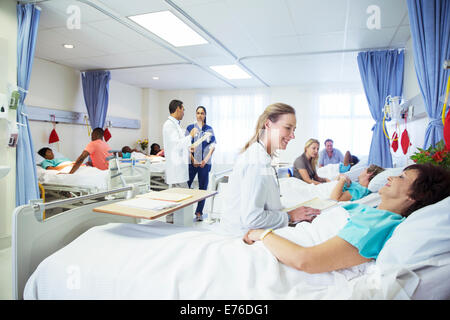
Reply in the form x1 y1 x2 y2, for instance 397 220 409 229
36 165 109 190
24 206 374 300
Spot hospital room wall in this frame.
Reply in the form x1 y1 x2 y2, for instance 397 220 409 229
0 0 17 249
26 58 146 160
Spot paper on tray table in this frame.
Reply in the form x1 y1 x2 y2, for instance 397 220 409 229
136 191 192 202
116 198 178 211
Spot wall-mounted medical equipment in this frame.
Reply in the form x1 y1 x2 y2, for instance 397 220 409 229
7 84 20 110
0 93 8 119
8 121 19 148
383 95 412 154
26 105 140 129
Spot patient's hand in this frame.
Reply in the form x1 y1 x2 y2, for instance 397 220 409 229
288 206 320 223
338 174 351 185
243 229 264 245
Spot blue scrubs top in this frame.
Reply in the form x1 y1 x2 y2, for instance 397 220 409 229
343 181 371 201
337 203 405 259
40 157 71 169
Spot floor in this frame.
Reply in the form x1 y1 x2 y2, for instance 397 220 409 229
0 209 216 300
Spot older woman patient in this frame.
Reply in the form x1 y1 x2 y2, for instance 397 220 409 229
244 164 450 274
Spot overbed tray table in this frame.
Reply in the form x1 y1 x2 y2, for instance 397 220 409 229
93 188 217 227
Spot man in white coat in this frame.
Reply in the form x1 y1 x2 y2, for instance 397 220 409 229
163 99 198 188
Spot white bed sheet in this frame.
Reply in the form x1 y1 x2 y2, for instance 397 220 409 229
149 160 165 173
36 165 109 190
24 206 376 300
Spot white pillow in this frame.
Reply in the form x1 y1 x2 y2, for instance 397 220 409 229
376 196 450 299
377 196 450 267
367 167 405 192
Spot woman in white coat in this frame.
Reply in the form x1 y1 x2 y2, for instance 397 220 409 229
219 103 320 235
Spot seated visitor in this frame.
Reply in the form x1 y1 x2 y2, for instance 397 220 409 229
69 128 112 174
294 138 330 184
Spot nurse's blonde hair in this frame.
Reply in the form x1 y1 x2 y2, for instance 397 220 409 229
242 103 296 153
304 138 320 169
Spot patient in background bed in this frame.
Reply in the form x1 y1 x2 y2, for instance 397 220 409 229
244 164 450 274
37 147 73 170
330 164 384 202
121 146 161 160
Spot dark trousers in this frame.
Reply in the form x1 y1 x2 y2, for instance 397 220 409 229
187 163 211 215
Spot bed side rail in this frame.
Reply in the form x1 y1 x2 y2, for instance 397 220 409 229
12 186 138 300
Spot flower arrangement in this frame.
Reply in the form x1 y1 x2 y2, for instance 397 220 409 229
410 140 450 170
137 138 149 151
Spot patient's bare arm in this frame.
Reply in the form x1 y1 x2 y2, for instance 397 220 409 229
69 151 89 174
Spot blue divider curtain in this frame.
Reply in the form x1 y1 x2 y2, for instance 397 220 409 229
81 71 111 129
357 50 404 168
407 0 450 149
16 4 41 206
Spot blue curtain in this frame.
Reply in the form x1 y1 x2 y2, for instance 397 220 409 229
16 4 41 206
81 71 111 129
357 50 404 168
407 0 450 148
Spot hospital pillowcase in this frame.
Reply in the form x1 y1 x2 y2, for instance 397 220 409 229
376 196 450 299
367 167 405 192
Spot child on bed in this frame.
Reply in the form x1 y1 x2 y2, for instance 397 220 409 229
37 147 73 170
329 164 384 202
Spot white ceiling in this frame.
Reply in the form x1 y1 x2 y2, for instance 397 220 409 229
31 0 411 90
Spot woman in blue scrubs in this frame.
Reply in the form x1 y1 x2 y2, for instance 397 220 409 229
186 106 216 221
243 163 450 273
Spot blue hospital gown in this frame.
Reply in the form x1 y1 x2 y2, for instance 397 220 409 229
343 181 371 201
40 157 71 169
337 203 405 259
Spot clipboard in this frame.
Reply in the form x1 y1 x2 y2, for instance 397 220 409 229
191 132 212 148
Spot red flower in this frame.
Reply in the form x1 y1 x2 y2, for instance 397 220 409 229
432 151 444 163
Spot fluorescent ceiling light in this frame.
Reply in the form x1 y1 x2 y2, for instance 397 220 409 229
63 44 74 49
210 65 252 79
152 76 159 80
128 11 208 47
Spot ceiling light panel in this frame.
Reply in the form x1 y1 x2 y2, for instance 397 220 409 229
210 65 251 79
128 10 208 47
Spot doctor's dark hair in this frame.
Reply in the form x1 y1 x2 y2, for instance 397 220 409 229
241 103 296 153
402 163 450 217
169 99 183 114
196 106 207 124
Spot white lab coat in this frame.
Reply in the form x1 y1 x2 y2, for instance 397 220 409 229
219 142 289 236
162 116 192 185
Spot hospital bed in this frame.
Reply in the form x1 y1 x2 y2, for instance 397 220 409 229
36 157 152 216
147 157 168 190
13 185 450 299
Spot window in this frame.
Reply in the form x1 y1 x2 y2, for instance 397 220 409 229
318 93 373 156
197 93 268 169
